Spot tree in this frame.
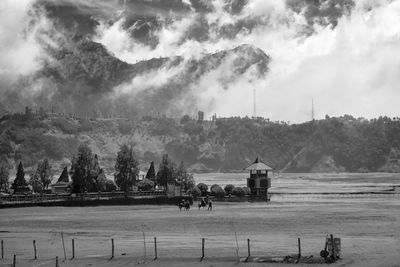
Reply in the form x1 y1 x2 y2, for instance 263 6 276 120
156 154 176 192
175 161 193 194
114 144 139 193
0 162 10 192
137 178 155 191
70 144 99 194
210 184 220 193
96 170 107 192
211 185 225 198
29 172 43 193
145 161 156 182
36 158 52 189
188 186 201 199
12 162 27 189
224 184 235 195
196 183 208 196
57 167 69 183
89 155 101 192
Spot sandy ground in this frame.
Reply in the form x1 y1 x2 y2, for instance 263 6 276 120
1 196 399 267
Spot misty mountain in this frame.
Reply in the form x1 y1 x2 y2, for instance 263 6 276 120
24 36 269 118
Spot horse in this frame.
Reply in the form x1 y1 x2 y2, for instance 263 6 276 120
179 201 191 211
198 199 208 210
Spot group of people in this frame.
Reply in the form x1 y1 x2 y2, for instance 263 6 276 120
179 197 213 211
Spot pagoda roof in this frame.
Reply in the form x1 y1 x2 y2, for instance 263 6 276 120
245 157 273 171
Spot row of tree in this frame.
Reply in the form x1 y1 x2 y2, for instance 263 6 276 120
190 183 251 199
0 143 195 196
0 159 55 194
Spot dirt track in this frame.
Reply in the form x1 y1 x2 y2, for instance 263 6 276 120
1 197 399 267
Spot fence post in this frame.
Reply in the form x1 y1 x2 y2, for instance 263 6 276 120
330 234 335 260
13 254 16 267
153 237 157 260
297 238 301 260
61 232 66 260
71 239 75 259
1 240 3 259
111 238 114 259
55 256 58 267
200 238 205 261
245 238 251 261
33 240 37 260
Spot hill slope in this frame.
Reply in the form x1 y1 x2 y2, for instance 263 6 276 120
1 113 399 174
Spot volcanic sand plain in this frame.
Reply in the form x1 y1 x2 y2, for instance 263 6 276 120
1 173 400 266
1 196 399 267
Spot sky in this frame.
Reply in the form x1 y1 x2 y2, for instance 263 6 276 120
0 0 399 122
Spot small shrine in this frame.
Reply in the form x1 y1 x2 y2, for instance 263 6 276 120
245 157 273 201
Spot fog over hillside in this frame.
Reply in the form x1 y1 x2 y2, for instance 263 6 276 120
1 0 399 122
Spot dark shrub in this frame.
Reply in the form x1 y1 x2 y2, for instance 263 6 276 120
196 183 208 196
224 184 235 195
211 185 225 198
137 178 155 191
232 187 245 197
242 187 251 195
188 186 201 199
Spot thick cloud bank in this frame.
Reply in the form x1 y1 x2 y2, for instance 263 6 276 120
1 0 399 122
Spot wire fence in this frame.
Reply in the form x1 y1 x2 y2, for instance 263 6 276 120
0 231 325 266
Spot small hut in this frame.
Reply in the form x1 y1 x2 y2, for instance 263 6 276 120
245 157 272 201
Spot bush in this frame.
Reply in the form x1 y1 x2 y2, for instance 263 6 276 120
196 183 208 196
137 178 154 191
242 187 251 195
224 184 235 195
232 187 245 197
188 186 201 199
210 184 219 192
105 180 117 192
211 185 225 198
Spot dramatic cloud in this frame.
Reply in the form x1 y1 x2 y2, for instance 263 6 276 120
1 0 399 122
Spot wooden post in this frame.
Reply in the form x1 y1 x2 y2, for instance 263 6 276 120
55 256 58 267
1 240 3 259
200 238 205 261
71 239 75 259
142 231 146 260
297 237 301 260
61 232 66 260
111 238 114 259
153 237 157 260
33 240 37 260
13 254 16 267
246 238 251 261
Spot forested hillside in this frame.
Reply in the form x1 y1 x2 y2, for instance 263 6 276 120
0 111 399 174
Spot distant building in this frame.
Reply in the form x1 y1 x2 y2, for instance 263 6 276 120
137 170 146 181
197 111 204 122
50 182 69 194
245 157 272 201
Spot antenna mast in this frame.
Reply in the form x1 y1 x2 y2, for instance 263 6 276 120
311 98 315 121
253 88 256 118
